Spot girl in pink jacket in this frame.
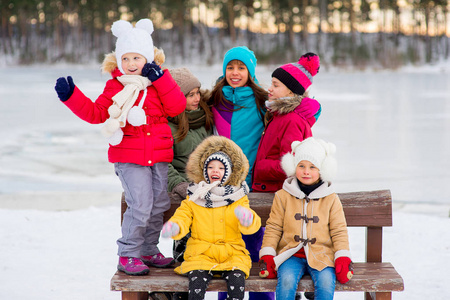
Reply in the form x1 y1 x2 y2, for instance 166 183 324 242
54 19 186 275
252 53 322 193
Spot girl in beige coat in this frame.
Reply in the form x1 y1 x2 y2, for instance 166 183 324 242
259 137 353 300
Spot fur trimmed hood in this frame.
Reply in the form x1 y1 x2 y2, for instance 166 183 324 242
267 95 305 115
101 46 166 74
186 136 249 186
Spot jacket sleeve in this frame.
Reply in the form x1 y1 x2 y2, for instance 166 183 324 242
62 83 115 124
260 192 285 257
295 97 321 127
167 163 186 192
254 117 312 182
152 70 186 117
328 194 351 259
168 199 193 240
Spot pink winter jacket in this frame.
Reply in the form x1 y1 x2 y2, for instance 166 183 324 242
252 96 319 192
63 67 186 166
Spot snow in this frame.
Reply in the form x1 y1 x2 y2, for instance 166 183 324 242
1 62 449 299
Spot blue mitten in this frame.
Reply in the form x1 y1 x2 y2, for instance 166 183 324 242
55 76 75 101
142 62 164 82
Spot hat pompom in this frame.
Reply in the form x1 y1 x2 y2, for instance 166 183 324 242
111 20 132 38
316 139 337 182
135 19 154 35
281 152 296 177
291 141 302 154
298 52 320 76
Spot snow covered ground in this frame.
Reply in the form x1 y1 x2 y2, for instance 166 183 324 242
0 62 449 299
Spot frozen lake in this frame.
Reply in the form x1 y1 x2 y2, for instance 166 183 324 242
0 63 449 213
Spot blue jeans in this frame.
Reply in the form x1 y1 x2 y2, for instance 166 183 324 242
277 256 336 300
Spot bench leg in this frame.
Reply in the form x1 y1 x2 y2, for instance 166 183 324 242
122 291 148 300
366 291 392 300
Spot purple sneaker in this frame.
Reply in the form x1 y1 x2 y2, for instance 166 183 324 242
117 257 150 275
142 253 175 268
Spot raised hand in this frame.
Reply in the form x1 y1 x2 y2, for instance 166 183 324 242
55 76 75 101
142 62 164 82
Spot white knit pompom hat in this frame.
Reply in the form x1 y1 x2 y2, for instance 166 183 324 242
111 19 154 74
281 137 337 182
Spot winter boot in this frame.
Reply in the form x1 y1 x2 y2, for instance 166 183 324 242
304 292 315 299
142 253 175 268
117 257 150 275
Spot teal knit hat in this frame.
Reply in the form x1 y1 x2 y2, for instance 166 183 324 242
222 46 257 81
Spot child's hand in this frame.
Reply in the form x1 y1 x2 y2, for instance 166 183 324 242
161 221 180 238
234 206 253 227
55 76 75 101
142 62 164 82
258 255 277 279
335 256 353 284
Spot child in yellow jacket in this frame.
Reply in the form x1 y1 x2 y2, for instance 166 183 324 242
162 136 261 300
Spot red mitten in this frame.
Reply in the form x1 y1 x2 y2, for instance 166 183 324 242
335 256 353 284
258 255 277 279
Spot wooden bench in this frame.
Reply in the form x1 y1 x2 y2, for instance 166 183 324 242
111 190 404 300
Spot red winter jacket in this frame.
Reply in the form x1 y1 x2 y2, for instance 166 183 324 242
63 67 186 166
252 96 318 192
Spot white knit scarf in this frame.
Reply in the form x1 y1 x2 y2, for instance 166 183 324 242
101 75 151 145
187 181 250 208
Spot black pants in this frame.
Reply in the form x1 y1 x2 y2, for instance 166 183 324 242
187 269 246 300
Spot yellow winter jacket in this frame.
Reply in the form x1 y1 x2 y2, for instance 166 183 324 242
170 195 261 278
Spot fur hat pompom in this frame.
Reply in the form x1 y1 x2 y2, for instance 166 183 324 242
135 19 154 35
111 20 133 38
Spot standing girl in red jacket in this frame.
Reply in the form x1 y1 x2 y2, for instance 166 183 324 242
54 19 186 276
252 53 322 193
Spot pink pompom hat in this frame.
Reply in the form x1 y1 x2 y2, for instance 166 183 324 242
271 52 320 95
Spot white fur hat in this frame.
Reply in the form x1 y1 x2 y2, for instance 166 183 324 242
281 137 337 182
111 19 154 75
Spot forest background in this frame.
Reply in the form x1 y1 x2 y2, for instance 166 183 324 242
1 0 450 68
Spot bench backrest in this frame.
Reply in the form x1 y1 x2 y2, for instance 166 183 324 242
120 189 392 263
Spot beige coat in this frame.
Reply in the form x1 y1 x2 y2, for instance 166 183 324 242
260 177 351 271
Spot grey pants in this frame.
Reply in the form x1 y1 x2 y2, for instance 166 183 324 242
115 162 170 258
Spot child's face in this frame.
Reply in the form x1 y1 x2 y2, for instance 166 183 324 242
185 88 201 111
296 160 321 185
121 53 147 75
207 160 225 183
225 60 249 88
268 77 293 101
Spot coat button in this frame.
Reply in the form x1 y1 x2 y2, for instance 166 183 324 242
261 185 266 190
148 160 152 164
294 235 300 242
147 132 151 136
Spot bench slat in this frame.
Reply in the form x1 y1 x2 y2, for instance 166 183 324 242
111 262 404 293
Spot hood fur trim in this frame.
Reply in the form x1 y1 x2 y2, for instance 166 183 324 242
268 95 305 114
101 46 166 74
186 136 249 186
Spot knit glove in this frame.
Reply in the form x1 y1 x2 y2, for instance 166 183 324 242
335 256 354 284
172 182 189 199
142 62 164 82
55 76 75 101
161 221 180 238
234 205 253 227
259 255 277 279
